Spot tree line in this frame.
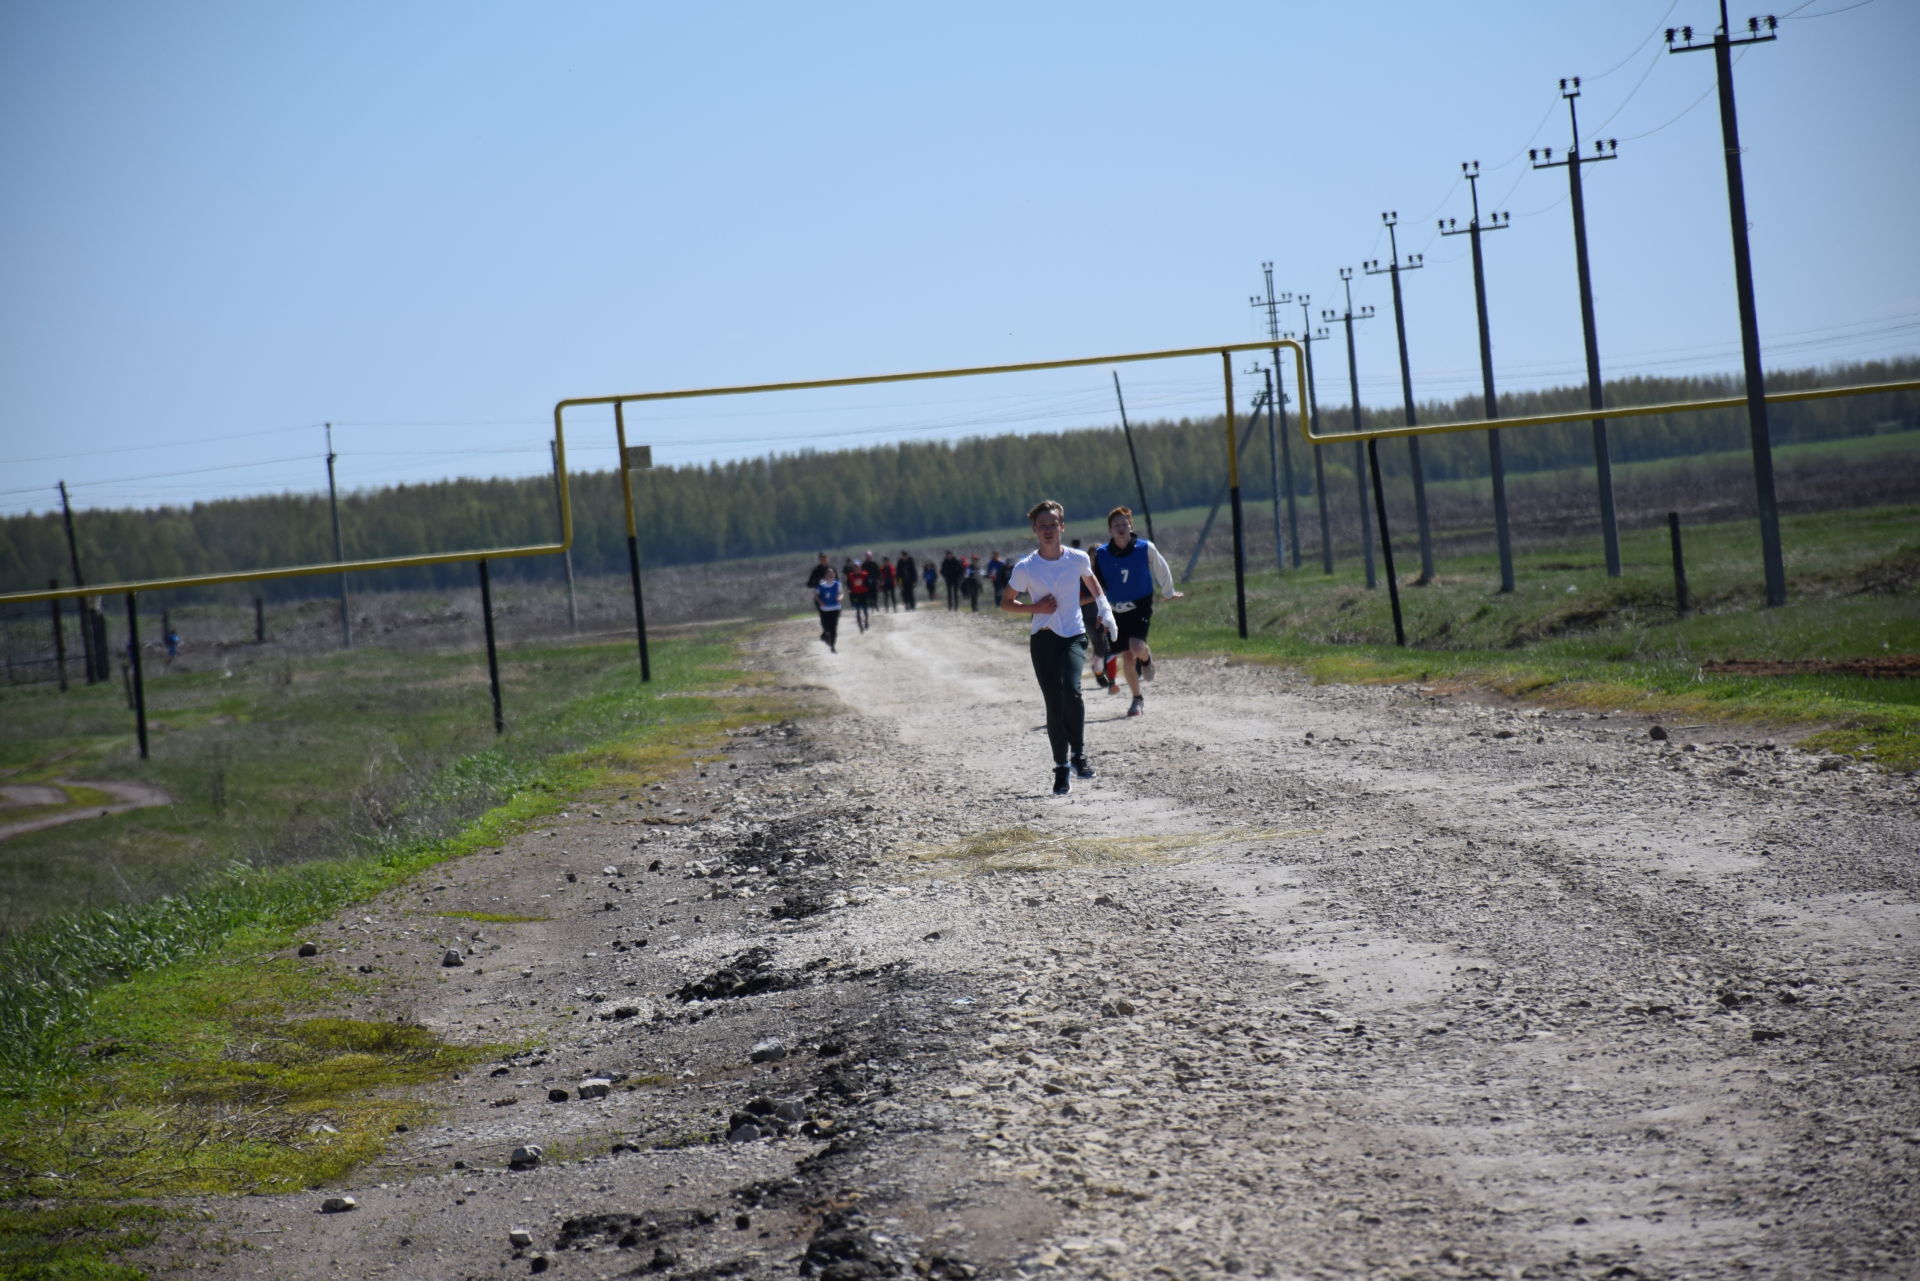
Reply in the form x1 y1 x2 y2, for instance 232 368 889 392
2 358 1913 603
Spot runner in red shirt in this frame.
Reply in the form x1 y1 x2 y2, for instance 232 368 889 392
846 562 874 633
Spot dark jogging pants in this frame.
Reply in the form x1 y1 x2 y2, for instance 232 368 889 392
1028 629 1088 766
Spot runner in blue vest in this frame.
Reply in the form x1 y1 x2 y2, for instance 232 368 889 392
1092 505 1181 718
813 566 843 652
1003 500 1117 796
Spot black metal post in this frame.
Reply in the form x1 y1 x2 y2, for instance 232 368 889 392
49 580 68 692
1329 269 1377 588
1111 373 1156 544
1259 365 1285 571
1668 511 1690 616
125 594 148 759
255 595 266 643
58 480 97 683
1181 394 1266 584
551 438 579 634
1272 363 1301 569
1224 353 1248 640
1367 440 1407 646
614 403 653 682
1669 9 1784 606
1365 215 1434 583
325 423 353 649
1534 81 1622 577
1441 162 1515 592
1295 298 1335 575
478 560 503 734
90 607 109 684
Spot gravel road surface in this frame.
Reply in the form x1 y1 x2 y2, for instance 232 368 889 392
152 607 1919 1281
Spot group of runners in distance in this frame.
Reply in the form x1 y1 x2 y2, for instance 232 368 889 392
805 502 1180 797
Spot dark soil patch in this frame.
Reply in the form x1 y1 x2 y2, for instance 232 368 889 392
672 947 812 1002
1703 654 1920 679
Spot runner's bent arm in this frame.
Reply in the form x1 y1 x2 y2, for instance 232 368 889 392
1147 542 1182 600
1083 571 1118 638
1001 585 1057 617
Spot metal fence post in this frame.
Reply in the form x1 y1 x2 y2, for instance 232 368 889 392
478 560 503 734
49 580 68 692
1669 512 1690 616
125 594 148 759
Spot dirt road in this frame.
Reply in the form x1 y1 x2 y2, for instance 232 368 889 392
158 607 1919 1280
0 777 172 842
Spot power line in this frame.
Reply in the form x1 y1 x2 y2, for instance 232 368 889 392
1784 0 1876 17
1588 0 1684 77
1619 46 1749 140
1591 45 1666 132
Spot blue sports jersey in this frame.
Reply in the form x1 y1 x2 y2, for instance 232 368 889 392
1094 538 1158 605
816 580 842 609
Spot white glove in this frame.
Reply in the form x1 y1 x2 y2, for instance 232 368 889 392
1096 596 1118 643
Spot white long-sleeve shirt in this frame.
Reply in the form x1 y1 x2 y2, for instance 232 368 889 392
1007 546 1093 637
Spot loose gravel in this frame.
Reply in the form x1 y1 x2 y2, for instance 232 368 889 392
144 607 1919 1281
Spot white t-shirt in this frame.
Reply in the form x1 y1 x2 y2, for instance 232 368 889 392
1007 546 1092 638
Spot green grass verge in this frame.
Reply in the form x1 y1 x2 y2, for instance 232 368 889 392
0 1202 182 1281
0 631 788 1276
1151 503 1920 769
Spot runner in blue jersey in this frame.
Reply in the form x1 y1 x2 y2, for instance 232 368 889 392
813 566 843 652
1092 505 1181 718
1003 500 1118 796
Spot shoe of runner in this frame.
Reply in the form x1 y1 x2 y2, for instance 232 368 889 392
1127 696 1144 717
1053 766 1071 796
1070 754 1095 779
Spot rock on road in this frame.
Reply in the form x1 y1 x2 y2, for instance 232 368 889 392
159 607 1920 1280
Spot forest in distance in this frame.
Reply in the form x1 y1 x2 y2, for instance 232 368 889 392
2 357 1914 604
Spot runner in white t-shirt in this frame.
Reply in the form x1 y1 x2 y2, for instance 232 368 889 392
1002 500 1118 796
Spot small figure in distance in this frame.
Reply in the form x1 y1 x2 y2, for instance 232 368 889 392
1093 505 1181 718
1003 501 1117 797
879 556 898 613
941 550 963 611
923 556 939 606
813 564 843 652
986 550 1008 608
164 626 181 668
846 558 874 634
964 555 983 612
897 549 918 611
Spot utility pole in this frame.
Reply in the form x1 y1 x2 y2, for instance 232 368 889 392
1110 373 1156 543
1441 161 1517 592
1533 78 1622 577
1289 296 1336 575
1364 212 1435 584
57 480 98 683
1323 269 1377 589
1249 263 1301 568
551 439 578 633
325 423 352 649
1669 8 1785 606
1252 363 1286 572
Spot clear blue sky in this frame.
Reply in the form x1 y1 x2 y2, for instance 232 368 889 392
2 0 1914 519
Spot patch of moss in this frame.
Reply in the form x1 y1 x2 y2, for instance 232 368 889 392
0 1201 182 1281
0 955 504 1201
